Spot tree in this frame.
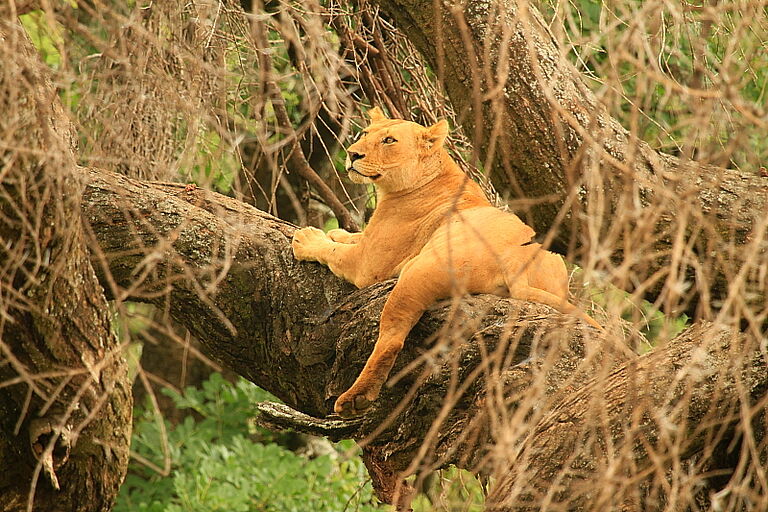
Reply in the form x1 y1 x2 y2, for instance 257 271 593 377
0 19 131 512
1 1 766 511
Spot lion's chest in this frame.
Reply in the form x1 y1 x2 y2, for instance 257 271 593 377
355 224 431 286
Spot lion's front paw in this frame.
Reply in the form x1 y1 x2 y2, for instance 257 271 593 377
292 227 330 261
334 385 379 418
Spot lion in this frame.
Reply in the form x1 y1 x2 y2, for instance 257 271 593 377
292 107 602 417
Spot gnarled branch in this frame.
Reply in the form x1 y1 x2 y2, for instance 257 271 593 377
81 166 765 508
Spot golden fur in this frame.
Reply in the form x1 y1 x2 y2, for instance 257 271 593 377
292 108 601 417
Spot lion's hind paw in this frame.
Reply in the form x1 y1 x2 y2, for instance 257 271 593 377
334 392 374 418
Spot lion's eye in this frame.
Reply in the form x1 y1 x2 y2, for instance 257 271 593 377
382 136 397 144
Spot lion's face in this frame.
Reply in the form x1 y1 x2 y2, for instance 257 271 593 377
345 108 448 193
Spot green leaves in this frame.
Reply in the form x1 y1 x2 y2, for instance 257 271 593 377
115 374 382 512
19 12 63 68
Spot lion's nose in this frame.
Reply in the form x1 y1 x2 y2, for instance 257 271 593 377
348 151 365 162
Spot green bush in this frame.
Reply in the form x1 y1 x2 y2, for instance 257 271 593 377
115 373 382 512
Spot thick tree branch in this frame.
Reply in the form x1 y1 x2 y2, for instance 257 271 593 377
255 402 363 441
81 167 765 507
488 322 766 510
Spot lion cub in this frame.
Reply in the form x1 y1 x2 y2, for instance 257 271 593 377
292 107 601 417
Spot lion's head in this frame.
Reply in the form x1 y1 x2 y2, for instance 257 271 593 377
345 107 449 193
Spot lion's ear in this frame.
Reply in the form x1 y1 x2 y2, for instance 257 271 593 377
367 107 388 122
423 119 449 150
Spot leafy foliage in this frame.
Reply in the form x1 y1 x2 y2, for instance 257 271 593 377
115 374 382 512
541 0 768 170
411 467 485 512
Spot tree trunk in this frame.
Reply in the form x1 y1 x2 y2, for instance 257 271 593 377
0 22 131 512
369 0 767 313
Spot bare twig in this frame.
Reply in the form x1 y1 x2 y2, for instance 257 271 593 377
251 2 360 231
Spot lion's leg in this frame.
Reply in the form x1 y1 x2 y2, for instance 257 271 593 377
292 227 362 285
525 248 569 302
334 256 452 417
327 228 363 244
508 283 603 329
504 250 603 331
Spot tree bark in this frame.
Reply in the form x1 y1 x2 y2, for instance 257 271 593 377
369 0 768 312
487 322 766 511
81 167 766 509
0 22 131 512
